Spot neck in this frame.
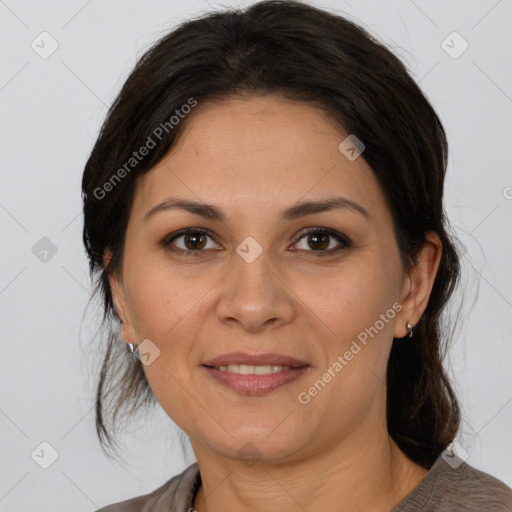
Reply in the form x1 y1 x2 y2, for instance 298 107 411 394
191 419 429 512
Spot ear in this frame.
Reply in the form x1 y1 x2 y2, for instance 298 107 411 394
103 248 137 345
394 231 443 338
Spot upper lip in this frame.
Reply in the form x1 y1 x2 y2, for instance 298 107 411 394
202 352 309 368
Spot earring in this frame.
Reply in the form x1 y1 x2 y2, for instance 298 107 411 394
119 318 138 354
127 342 138 354
406 320 413 338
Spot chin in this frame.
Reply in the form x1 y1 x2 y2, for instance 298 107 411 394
197 424 308 465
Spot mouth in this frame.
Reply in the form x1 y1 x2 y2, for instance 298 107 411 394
201 352 310 395
207 364 295 374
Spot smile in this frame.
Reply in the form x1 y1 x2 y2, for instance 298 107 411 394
214 364 291 374
202 364 310 394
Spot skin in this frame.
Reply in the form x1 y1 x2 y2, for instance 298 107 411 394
105 94 442 512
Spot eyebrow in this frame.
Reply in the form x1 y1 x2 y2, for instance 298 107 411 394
144 196 370 223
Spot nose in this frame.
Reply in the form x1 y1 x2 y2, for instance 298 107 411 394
216 247 295 333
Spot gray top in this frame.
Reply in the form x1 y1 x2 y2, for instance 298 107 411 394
96 454 512 511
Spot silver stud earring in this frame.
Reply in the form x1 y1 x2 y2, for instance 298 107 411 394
127 342 138 354
406 320 413 338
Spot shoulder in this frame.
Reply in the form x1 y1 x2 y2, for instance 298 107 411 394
395 454 512 512
443 459 512 511
94 462 200 512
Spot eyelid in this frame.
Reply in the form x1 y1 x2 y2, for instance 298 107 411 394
294 226 351 248
163 227 220 250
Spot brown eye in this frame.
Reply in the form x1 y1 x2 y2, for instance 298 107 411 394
183 232 207 250
163 227 351 258
164 228 219 254
306 232 330 250
293 228 351 255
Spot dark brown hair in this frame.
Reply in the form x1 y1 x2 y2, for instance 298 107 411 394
82 0 462 468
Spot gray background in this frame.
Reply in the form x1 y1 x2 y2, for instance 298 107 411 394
1 0 511 510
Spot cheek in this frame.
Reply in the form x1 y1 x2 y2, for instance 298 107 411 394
141 363 207 436
295 260 398 396
127 270 208 429
293 258 397 343
123 260 211 340
123 264 215 400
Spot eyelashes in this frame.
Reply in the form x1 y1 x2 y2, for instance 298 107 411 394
293 226 351 254
162 227 352 257
163 228 218 255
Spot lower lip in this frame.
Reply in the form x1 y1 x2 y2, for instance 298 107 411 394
202 365 310 395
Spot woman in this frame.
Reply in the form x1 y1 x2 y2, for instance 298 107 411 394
82 1 512 510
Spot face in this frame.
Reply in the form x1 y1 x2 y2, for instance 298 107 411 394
108 94 416 465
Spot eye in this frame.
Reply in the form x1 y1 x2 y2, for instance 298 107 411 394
163 228 220 255
292 227 351 255
162 227 352 257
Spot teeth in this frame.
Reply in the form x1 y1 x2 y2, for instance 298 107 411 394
216 364 291 374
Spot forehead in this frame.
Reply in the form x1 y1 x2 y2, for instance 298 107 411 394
131 95 388 225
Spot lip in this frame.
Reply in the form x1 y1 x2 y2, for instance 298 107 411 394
202 351 309 368
201 352 310 395
202 365 310 395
